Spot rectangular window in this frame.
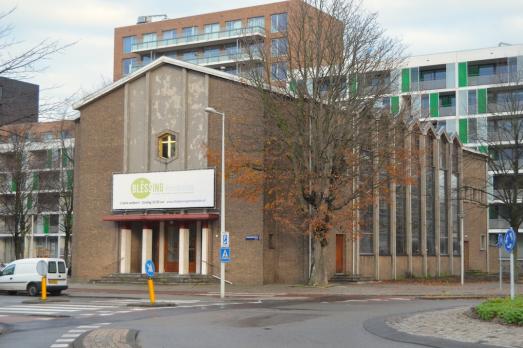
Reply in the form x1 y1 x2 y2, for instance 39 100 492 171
162 30 176 40
182 51 197 61
122 58 137 75
142 32 157 43
122 36 136 53
58 261 66 274
396 185 406 255
224 43 238 55
379 194 390 255
426 137 436 256
468 90 477 115
204 47 220 59
248 16 265 28
48 261 57 274
412 135 422 255
452 151 460 256
439 169 448 255
271 13 288 32
204 23 220 33
271 62 288 81
271 38 288 56
360 204 373 254
225 20 242 30
183 26 198 38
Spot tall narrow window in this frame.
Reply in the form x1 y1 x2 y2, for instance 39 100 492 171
439 142 448 255
158 133 177 160
396 184 406 255
412 134 422 255
360 204 373 255
379 193 390 255
122 36 136 53
452 146 460 255
426 136 436 256
271 13 288 32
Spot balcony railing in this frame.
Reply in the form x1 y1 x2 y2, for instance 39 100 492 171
468 73 509 87
419 79 446 91
129 51 262 74
439 105 456 117
131 26 266 53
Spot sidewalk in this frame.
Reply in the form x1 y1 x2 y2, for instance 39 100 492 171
66 280 516 300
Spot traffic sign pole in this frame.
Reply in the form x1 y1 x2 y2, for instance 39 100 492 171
510 250 515 300
499 245 502 290
148 278 156 304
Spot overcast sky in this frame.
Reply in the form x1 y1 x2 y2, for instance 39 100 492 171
2 0 523 110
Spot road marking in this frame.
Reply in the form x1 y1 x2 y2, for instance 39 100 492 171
68 329 88 333
77 325 101 329
55 338 75 342
50 344 69 348
62 333 81 338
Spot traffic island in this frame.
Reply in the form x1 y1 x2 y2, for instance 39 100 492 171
365 306 523 348
72 328 139 348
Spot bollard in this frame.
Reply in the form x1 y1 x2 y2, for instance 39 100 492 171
41 276 47 301
147 278 155 304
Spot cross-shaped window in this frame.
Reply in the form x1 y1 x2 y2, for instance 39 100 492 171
158 133 176 160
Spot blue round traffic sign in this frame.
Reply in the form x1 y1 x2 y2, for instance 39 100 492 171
145 259 155 277
504 228 516 253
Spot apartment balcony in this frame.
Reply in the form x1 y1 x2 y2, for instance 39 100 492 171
468 73 509 87
131 26 266 53
419 78 446 91
130 51 262 74
439 105 456 117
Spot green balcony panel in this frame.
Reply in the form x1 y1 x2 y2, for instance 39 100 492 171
477 88 487 114
390 96 400 114
401 68 410 93
430 93 439 117
43 215 49 235
27 195 32 209
67 170 73 190
32 173 39 190
478 145 488 154
459 119 468 143
62 150 69 167
458 62 468 87
10 180 16 192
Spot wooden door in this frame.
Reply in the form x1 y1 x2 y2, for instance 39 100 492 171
189 223 196 273
336 234 344 273
164 224 179 272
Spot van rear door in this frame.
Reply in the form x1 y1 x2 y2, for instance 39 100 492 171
47 261 59 285
57 261 67 285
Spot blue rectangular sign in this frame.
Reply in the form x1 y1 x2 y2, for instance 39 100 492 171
220 247 231 263
245 235 260 241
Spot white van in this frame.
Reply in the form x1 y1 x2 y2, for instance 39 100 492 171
0 258 68 296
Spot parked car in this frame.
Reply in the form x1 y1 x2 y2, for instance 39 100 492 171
0 258 68 296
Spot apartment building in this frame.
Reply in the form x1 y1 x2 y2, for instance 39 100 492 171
113 1 293 81
387 44 523 253
0 121 74 263
0 77 39 126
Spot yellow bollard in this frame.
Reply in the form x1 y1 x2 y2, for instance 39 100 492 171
147 278 155 305
41 276 47 301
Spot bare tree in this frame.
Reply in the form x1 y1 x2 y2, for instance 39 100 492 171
466 72 523 278
227 0 407 285
0 125 38 259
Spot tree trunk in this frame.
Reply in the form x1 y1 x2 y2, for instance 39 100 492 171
64 234 70 265
309 237 328 286
14 236 23 260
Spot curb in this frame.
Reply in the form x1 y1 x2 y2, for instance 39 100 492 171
363 311 502 348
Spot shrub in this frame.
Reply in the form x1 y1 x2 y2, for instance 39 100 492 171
475 296 523 325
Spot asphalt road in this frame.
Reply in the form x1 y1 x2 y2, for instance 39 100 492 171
0 293 480 348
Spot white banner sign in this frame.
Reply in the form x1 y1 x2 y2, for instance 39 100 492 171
112 169 215 210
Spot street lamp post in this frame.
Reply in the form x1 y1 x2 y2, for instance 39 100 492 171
204 107 226 299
